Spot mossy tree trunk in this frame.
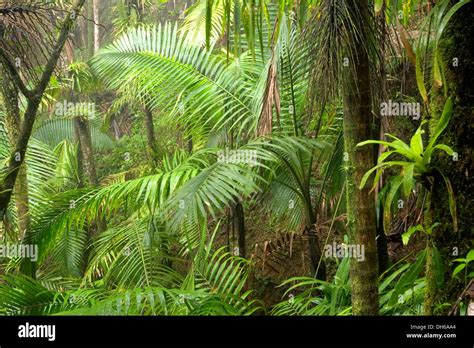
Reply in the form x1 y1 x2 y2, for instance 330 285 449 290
342 0 379 315
422 186 436 315
1 75 30 239
74 116 98 186
143 104 159 166
429 1 474 310
93 0 100 54
0 0 86 222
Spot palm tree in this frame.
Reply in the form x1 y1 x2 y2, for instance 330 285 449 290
305 0 381 314
0 224 262 316
4 15 344 289
90 19 347 278
341 0 379 316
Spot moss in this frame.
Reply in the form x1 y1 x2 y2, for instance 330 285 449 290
429 2 474 314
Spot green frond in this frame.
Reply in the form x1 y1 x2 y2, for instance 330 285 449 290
92 23 259 138
33 118 115 150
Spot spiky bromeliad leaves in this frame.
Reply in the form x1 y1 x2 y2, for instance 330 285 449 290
357 97 457 232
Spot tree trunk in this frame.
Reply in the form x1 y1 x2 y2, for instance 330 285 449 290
14 165 30 239
307 225 326 280
429 1 474 310
376 200 389 275
80 11 88 50
73 121 85 188
0 0 86 221
0 97 40 221
233 200 246 258
187 136 193 154
307 202 326 280
342 0 379 315
424 242 436 315
374 1 390 275
1 75 30 239
87 1 95 56
143 105 159 166
421 185 436 315
74 114 107 275
111 118 121 139
93 0 100 54
74 116 98 186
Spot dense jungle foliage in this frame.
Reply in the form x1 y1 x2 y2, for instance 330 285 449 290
0 0 472 316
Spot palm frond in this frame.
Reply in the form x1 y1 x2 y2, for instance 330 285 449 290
91 23 259 138
33 117 115 150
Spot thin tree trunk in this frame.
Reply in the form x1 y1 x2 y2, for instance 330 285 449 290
342 0 379 315
307 220 326 280
74 114 106 274
143 105 159 166
0 0 86 222
112 118 121 139
300 155 325 279
422 187 435 315
233 200 246 258
1 75 30 238
73 121 85 188
74 116 98 186
187 136 193 154
87 2 94 56
93 0 100 54
74 113 106 275
375 0 390 275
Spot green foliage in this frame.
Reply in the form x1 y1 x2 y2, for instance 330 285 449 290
0 0 467 319
271 255 427 316
33 118 115 151
0 227 261 316
357 98 457 231
414 0 472 98
452 250 474 284
271 257 351 315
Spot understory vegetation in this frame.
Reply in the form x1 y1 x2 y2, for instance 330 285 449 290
0 0 472 316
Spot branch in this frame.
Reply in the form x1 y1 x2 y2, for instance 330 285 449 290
448 279 474 315
0 0 87 221
0 47 33 99
33 0 87 100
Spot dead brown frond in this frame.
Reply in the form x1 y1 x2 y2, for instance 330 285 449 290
257 57 280 137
